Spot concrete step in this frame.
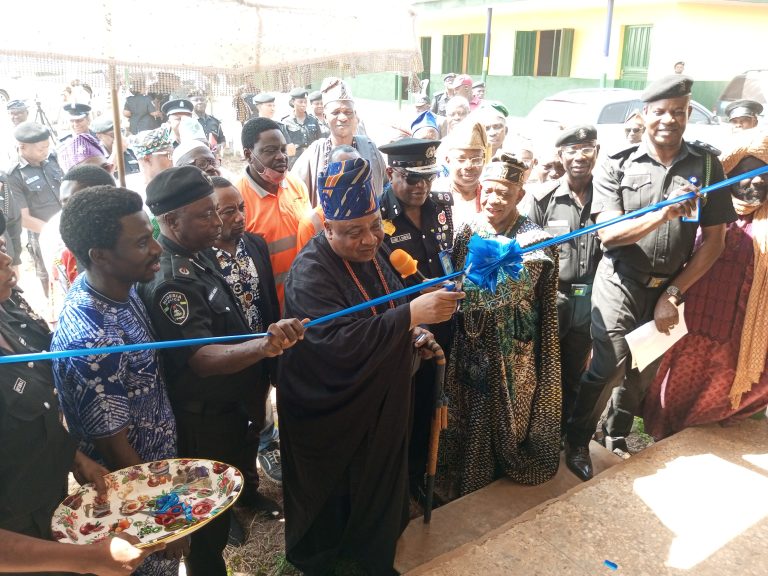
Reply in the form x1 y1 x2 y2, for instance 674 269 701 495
395 441 622 574
398 419 768 576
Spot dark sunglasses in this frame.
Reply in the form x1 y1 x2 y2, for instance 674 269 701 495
395 169 438 186
625 127 643 134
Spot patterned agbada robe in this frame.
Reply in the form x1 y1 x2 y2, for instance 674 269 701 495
437 215 562 499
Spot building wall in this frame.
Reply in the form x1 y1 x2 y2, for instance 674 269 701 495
344 1 767 116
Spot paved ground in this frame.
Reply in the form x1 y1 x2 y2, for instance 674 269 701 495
405 419 768 576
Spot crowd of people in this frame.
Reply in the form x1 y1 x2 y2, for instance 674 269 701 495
1 69 768 576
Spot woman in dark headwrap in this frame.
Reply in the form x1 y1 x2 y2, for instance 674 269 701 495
437 153 562 500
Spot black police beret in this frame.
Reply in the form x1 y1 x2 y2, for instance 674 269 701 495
14 121 50 144
642 75 693 103
289 88 309 99
725 99 764 120
91 117 114 134
308 90 322 103
253 93 275 105
555 124 598 148
62 103 91 119
161 99 193 116
378 137 442 173
145 165 214 216
6 99 27 111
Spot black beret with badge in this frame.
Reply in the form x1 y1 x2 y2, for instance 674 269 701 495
378 137 443 174
289 87 309 100
145 165 214 216
308 90 322 103
91 117 114 134
641 74 693 103
161 99 193 116
14 121 50 143
62 102 91 119
725 99 764 121
555 124 598 148
253 93 275 105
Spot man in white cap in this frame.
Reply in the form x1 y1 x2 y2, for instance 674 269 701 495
291 77 388 205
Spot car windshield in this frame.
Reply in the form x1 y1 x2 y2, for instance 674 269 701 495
527 99 590 124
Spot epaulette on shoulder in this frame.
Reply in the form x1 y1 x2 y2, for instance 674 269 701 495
531 179 561 202
430 190 454 206
607 142 640 160
169 254 199 281
688 139 722 157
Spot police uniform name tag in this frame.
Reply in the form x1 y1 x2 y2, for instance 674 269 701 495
25 175 40 185
390 233 412 244
160 291 189 325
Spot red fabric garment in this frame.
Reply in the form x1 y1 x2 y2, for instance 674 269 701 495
643 218 768 439
62 249 78 285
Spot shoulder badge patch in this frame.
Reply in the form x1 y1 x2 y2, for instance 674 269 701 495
160 291 189 326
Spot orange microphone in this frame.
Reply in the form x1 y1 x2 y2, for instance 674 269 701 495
390 248 428 282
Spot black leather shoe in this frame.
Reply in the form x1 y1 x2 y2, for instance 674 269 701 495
565 442 593 481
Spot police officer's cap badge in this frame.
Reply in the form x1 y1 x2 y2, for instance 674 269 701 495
160 291 190 325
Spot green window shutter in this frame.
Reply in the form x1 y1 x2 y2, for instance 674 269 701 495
557 28 574 77
466 33 485 75
513 31 536 76
420 36 432 80
442 35 464 74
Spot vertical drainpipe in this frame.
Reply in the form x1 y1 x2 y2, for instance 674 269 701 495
602 0 614 88
483 7 492 84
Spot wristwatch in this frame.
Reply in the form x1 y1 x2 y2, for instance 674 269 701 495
665 285 683 303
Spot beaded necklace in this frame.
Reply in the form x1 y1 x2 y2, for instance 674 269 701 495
343 257 395 316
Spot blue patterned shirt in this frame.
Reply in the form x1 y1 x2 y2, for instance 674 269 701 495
52 275 176 465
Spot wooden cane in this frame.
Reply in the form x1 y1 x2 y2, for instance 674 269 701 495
424 340 446 524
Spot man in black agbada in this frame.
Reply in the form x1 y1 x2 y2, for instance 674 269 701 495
278 158 464 575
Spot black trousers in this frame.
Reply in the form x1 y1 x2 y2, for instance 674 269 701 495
556 289 593 430
175 408 249 576
566 259 664 446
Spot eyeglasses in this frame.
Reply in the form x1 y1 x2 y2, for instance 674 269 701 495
394 169 438 186
187 157 221 170
453 156 485 168
561 146 596 158
624 127 643 134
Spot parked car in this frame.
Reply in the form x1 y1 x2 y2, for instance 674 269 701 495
523 88 729 155
715 69 768 120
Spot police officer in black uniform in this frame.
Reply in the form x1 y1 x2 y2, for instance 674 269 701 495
431 73 456 117
0 173 22 272
562 76 737 480
91 117 141 176
139 166 305 576
190 93 226 148
282 88 322 170
309 90 331 139
378 137 453 501
526 125 602 437
7 122 63 296
0 209 132 574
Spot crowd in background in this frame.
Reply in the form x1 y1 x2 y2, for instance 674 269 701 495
1 69 768 576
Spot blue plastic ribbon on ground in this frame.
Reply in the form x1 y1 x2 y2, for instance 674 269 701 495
466 164 768 292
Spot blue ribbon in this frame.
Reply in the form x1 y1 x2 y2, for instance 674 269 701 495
0 270 465 364
465 234 523 293
465 164 768 292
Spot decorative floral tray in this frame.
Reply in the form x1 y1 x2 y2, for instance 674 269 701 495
51 459 242 548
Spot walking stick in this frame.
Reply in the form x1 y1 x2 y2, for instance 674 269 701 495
424 339 448 524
